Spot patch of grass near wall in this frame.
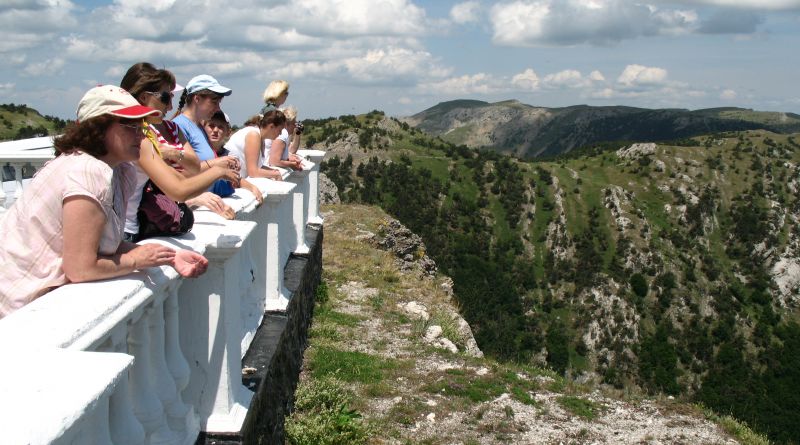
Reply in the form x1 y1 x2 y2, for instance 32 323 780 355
286 378 370 445
308 345 405 384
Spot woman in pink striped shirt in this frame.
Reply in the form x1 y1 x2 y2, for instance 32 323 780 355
0 86 209 319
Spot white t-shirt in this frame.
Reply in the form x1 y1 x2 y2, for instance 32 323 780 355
224 126 262 178
264 128 291 168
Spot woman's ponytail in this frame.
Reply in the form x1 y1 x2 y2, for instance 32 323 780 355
171 89 188 119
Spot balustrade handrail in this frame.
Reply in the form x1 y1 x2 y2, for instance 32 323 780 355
0 136 326 444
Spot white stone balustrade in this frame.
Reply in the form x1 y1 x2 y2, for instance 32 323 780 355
0 139 326 444
0 136 55 212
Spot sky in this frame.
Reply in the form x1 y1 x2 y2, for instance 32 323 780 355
1 0 799 125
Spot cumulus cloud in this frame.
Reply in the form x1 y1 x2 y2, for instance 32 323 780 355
698 9 763 34
684 0 800 10
511 68 540 90
617 64 669 87
273 47 451 86
451 1 481 24
23 58 65 77
720 89 737 100
487 0 784 46
543 69 594 88
489 0 699 47
420 73 503 95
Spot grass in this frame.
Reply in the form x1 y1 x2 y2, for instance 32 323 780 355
421 367 539 406
309 345 402 384
286 378 371 445
701 405 771 445
557 395 603 420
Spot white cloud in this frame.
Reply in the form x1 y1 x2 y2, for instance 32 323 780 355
398 97 412 104
420 73 501 95
489 0 699 47
511 68 540 90
0 83 15 94
543 69 592 88
23 58 65 77
451 1 481 24
617 64 669 87
589 70 605 82
720 89 737 100
273 46 451 86
685 0 800 10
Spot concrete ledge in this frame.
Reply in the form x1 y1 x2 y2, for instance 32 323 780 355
197 224 323 445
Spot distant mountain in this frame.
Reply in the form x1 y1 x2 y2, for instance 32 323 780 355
404 100 800 158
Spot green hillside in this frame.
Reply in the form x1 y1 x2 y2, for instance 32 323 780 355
0 103 69 141
309 113 800 444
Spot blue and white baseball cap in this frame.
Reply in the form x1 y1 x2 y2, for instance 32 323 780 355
185 74 232 96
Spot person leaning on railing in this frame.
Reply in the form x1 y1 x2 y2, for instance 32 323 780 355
119 62 240 228
224 110 287 180
172 75 241 199
202 110 266 204
0 86 209 319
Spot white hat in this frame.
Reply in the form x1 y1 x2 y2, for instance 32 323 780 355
77 85 162 122
185 74 232 96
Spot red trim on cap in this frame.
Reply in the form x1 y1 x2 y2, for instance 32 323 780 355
108 105 162 118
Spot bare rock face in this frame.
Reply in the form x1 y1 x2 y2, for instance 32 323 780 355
616 142 656 159
318 173 340 205
371 217 437 276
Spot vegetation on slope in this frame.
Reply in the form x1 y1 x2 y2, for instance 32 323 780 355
287 204 763 444
309 112 800 443
0 103 69 141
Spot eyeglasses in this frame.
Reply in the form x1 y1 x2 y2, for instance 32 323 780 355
118 120 143 134
145 90 174 105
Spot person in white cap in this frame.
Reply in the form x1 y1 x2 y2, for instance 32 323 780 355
0 85 209 319
172 75 240 198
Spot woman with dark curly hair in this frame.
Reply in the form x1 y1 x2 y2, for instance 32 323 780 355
0 85 209 319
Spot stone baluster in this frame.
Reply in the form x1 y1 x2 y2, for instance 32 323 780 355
147 288 196 444
287 167 313 255
93 323 147 445
247 178 296 311
298 149 326 225
177 219 256 434
164 283 199 438
128 307 180 444
0 164 7 211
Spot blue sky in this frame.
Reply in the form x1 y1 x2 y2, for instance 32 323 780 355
1 0 799 125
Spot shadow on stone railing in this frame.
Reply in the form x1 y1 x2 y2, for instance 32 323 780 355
0 143 327 445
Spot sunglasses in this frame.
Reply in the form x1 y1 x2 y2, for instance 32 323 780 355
118 120 144 134
145 90 174 105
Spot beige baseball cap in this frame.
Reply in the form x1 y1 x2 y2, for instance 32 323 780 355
76 85 162 122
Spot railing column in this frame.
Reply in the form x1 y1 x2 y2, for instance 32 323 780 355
128 307 181 444
298 149 326 225
287 167 313 255
177 219 256 434
247 178 296 311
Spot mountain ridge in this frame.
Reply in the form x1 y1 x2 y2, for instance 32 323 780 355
403 100 800 158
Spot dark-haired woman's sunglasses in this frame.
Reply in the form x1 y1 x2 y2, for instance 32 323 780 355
145 90 174 105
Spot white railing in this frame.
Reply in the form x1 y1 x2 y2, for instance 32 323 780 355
0 141 325 444
0 136 55 212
